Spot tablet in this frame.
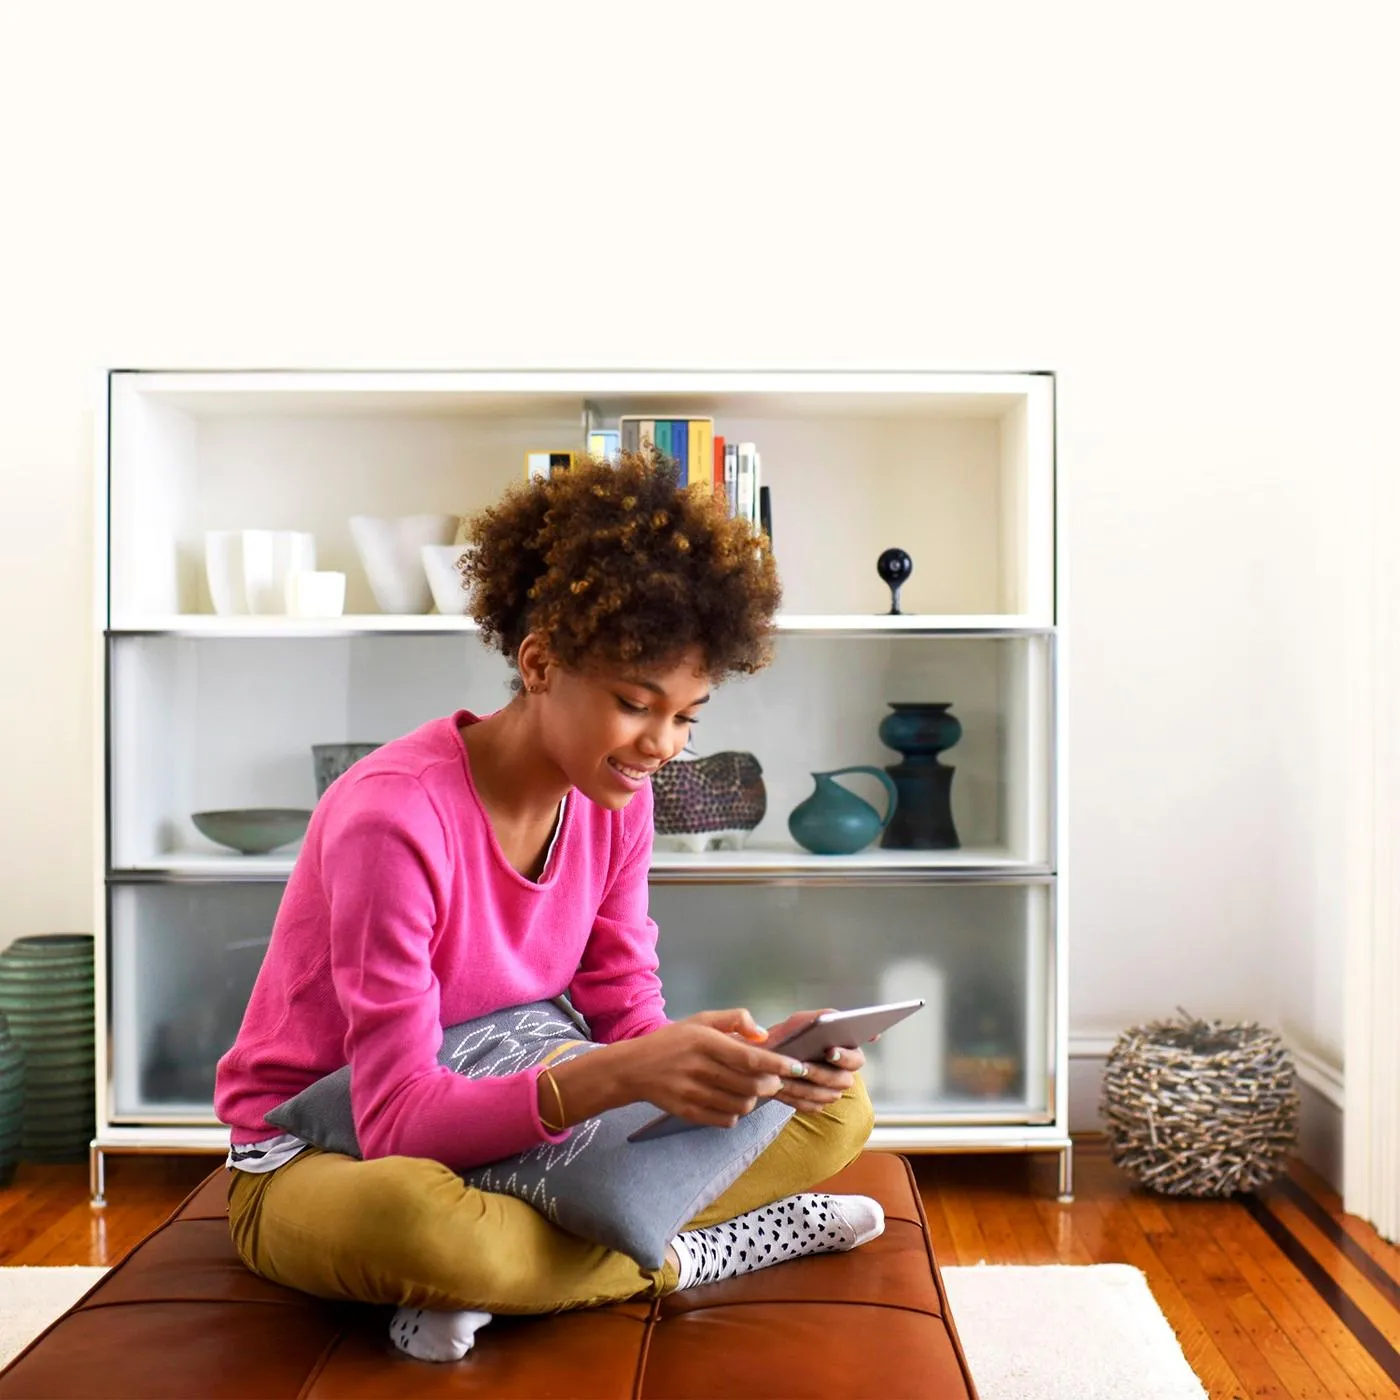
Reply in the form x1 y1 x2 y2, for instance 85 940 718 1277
626 998 925 1143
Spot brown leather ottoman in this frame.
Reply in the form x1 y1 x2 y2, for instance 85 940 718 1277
0 1152 977 1398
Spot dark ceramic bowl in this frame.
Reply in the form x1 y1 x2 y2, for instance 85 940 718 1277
192 808 312 855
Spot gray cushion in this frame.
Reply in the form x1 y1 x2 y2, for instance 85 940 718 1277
264 1001 793 1269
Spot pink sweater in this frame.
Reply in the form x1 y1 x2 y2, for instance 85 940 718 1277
213 711 668 1170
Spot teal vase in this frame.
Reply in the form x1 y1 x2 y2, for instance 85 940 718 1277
0 1011 24 1187
878 702 962 850
0 934 95 1163
788 766 899 855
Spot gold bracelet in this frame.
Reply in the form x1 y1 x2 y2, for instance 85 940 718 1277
539 1066 568 1133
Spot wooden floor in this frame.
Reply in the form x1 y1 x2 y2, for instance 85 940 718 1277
1 1139 1398 1398
914 1142 1400 1400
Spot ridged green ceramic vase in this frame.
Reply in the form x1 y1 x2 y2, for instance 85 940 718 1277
0 1010 25 1186
0 934 95 1163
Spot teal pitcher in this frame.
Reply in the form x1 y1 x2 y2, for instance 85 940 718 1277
788 766 899 855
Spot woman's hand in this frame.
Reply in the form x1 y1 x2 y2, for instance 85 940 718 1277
608 1008 833 1128
758 1009 864 1114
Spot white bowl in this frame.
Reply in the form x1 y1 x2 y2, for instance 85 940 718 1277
421 544 472 615
350 514 459 614
285 569 346 618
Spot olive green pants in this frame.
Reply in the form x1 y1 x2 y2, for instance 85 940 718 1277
228 1076 873 1315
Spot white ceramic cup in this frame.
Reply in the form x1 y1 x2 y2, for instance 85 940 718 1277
421 544 472 615
285 570 347 618
243 530 316 615
350 514 459 614
205 531 248 615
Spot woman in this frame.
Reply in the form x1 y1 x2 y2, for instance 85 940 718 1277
214 450 880 1362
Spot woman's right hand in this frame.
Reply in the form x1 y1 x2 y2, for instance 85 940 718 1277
614 1008 808 1128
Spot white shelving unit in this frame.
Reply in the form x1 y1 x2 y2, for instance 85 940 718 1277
92 369 1069 1201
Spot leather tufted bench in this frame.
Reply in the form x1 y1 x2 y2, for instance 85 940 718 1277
0 1152 978 1398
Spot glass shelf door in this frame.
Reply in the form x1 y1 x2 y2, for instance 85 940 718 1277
107 631 1051 874
107 882 283 1122
106 634 516 871
650 879 1055 1124
655 632 1054 871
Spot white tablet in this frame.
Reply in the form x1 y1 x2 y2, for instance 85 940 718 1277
626 998 925 1143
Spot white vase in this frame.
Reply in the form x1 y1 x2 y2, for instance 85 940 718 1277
350 514 459 614
205 531 247 615
421 544 472 615
877 958 946 1101
241 530 317 615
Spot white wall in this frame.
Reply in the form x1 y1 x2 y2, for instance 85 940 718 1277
2 0 1393 1072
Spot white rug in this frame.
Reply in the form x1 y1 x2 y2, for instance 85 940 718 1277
0 1267 107 1369
0 1264 1206 1397
944 1264 1208 1400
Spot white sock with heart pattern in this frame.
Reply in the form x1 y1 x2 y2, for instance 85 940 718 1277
669 1192 884 1290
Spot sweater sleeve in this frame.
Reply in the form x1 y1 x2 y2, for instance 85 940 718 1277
568 785 669 1043
320 774 569 1168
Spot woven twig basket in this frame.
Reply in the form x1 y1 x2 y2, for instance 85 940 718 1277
1100 1010 1300 1197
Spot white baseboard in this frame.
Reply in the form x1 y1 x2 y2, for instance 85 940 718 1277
1291 1043 1344 1190
1067 1030 1343 1190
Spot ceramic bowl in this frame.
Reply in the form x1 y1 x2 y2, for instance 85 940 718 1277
421 544 472 615
350 514 459 614
285 570 346 618
192 809 312 855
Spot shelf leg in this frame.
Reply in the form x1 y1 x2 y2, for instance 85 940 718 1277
89 1142 107 1208
1056 1142 1074 1203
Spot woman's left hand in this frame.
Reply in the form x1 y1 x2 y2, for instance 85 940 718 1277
755 1010 864 1114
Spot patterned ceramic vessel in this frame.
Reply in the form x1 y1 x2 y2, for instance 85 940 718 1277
651 752 766 852
0 935 94 1164
0 1011 24 1186
312 743 383 798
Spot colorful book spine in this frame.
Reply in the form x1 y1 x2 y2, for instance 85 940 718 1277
671 421 688 482
615 417 717 482
587 430 621 463
713 434 726 499
526 451 574 481
690 420 712 494
736 442 757 523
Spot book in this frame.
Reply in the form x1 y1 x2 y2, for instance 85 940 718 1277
713 434 726 498
670 420 688 481
587 430 620 463
759 484 773 543
736 442 757 523
619 416 714 465
690 420 712 494
526 450 574 481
